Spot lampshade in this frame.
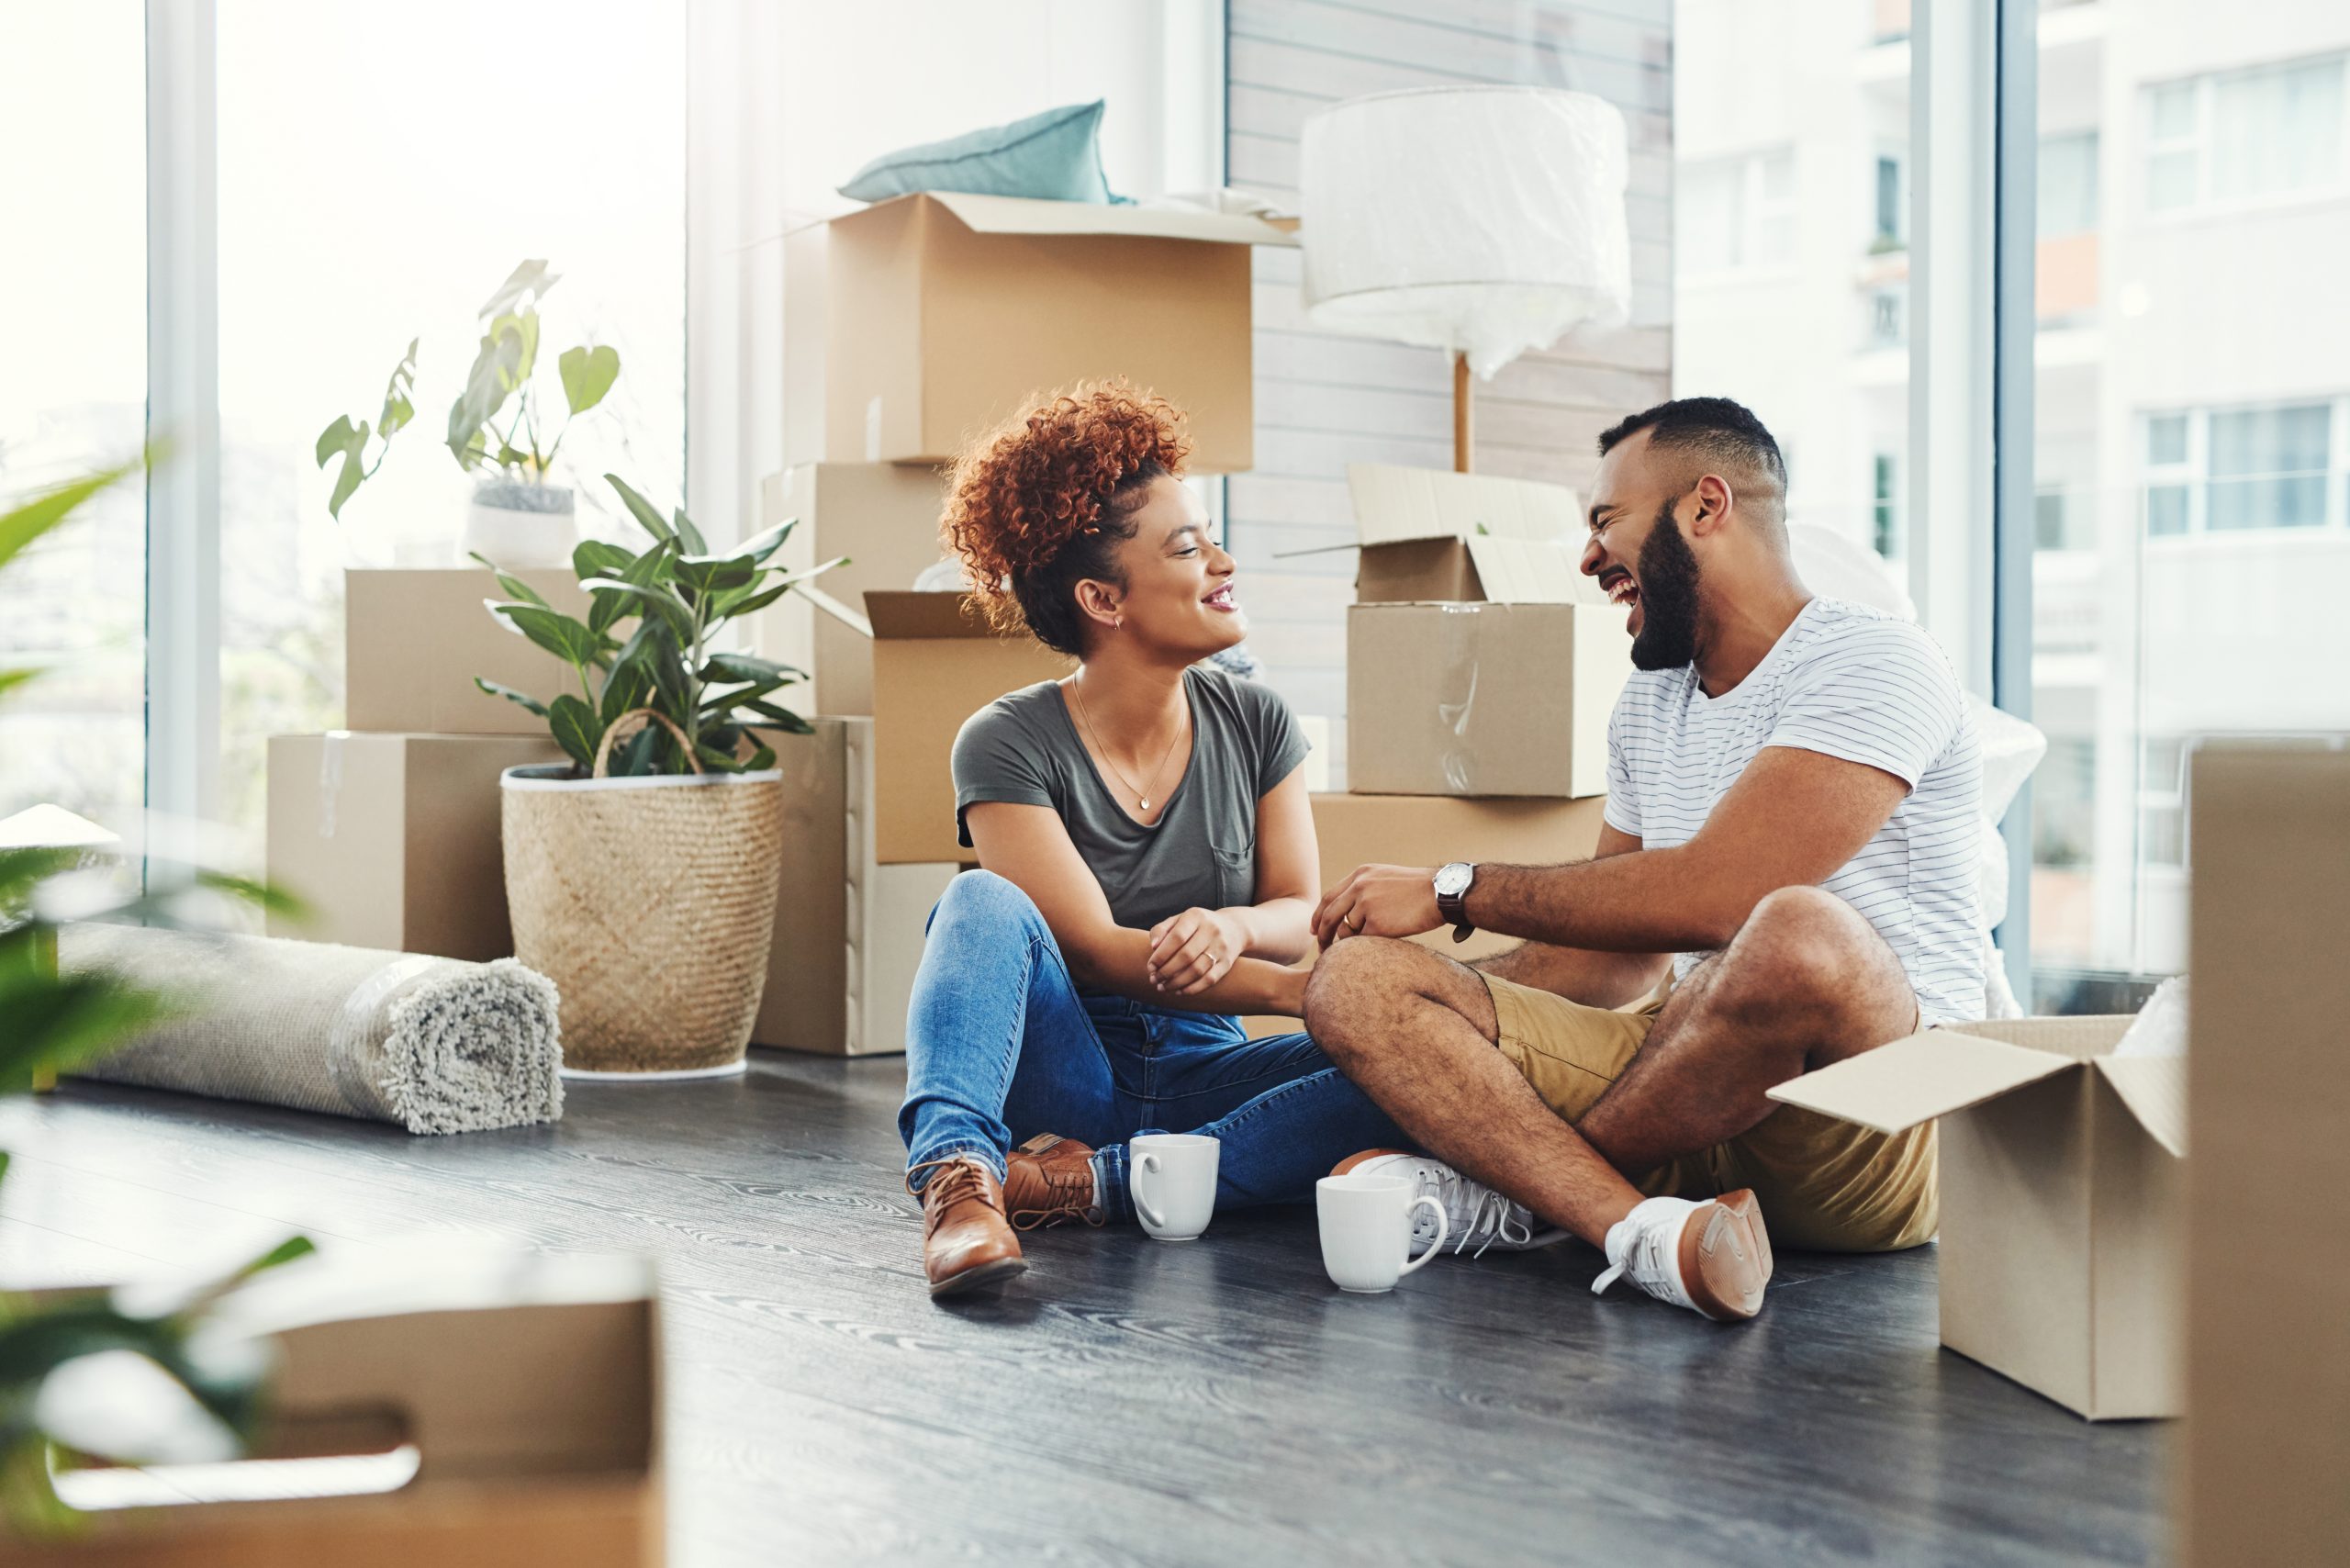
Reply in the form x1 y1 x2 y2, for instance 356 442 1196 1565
1300 86 1632 378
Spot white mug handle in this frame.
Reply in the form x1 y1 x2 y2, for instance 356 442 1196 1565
1134 1150 1167 1231
1397 1194 1448 1276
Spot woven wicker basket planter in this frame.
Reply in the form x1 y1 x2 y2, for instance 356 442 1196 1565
500 731 783 1079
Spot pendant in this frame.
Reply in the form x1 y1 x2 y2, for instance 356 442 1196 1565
1138 797 1151 811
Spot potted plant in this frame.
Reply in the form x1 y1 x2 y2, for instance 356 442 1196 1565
480 474 839 1079
316 259 621 566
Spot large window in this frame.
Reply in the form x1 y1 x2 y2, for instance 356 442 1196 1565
211 2 687 835
2030 10 2350 988
0 3 147 824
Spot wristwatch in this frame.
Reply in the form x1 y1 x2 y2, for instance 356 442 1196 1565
1432 862 1476 944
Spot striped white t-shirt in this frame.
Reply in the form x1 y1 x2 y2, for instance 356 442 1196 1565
1603 597 1985 1025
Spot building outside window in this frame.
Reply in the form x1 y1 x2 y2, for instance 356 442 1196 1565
1677 148 1797 276
2146 52 2346 213
2138 400 2342 537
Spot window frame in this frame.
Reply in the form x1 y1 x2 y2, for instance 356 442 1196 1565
2140 50 2350 220
2135 398 2347 540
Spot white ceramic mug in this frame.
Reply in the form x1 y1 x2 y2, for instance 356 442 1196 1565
1317 1173 1449 1294
1131 1133 1220 1241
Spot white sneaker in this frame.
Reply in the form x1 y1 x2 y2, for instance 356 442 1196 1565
1331 1149 1571 1260
1592 1191 1773 1322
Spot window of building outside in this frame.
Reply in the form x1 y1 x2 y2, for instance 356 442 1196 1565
2031 7 2350 998
212 0 687 844
0 2 146 824
1673 0 1910 603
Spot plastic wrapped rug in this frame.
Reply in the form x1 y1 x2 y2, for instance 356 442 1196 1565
59 925 565 1135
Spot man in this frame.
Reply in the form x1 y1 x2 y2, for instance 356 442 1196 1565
1303 397 1981 1323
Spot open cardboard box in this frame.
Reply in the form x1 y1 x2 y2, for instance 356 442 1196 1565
750 463 951 716
787 191 1292 473
758 717 959 1056
345 568 589 736
800 588 1070 865
21 1253 660 1566
1310 463 1592 604
1769 1015 2184 1420
1326 465 1629 801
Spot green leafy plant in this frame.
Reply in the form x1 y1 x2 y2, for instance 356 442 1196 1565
475 473 842 777
0 465 314 1540
313 258 621 521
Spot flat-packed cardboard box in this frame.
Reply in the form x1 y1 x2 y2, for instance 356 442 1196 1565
26 1254 659 1566
1241 791 1611 1036
751 463 950 714
345 567 589 735
267 733 563 960
1333 463 1589 604
758 717 957 1057
1348 600 1629 799
792 191 1291 472
808 590 1070 865
2184 746 2350 1565
1769 1014 2185 1420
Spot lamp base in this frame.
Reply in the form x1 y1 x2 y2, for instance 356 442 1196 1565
1452 352 1473 474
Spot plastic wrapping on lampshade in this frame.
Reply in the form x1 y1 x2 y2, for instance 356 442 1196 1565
1300 86 1632 377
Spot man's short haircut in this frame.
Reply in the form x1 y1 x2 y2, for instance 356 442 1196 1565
1597 397 1787 525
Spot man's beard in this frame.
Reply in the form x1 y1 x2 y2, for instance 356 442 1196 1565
1629 505 1702 672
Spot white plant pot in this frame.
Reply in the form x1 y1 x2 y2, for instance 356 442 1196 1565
462 481 576 568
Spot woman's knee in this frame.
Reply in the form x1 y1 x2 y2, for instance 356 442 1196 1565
926 868 1046 941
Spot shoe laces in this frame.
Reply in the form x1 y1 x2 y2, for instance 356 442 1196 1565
1411 1161 1536 1260
1011 1162 1105 1232
909 1157 997 1215
1592 1209 1681 1303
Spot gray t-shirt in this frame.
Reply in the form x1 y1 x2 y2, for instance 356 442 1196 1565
951 666 1310 929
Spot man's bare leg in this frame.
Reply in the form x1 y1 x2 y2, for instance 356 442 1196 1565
1303 937 1647 1249
1575 886 1920 1177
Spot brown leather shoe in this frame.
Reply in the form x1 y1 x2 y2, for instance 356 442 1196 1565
911 1156 1026 1298
1003 1133 1104 1230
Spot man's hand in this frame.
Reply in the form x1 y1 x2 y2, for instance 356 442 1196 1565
1313 864 1442 948
1147 907 1248 995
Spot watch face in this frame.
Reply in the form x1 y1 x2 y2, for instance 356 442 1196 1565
1434 862 1472 898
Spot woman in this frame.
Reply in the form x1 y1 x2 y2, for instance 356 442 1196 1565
899 382 1402 1296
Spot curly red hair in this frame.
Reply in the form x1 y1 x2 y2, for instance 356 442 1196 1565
941 381 1192 652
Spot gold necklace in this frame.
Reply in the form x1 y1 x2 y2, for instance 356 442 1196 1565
1069 676 1189 812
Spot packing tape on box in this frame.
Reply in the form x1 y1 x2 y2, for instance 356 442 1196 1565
318 730 348 838
1435 603 1483 793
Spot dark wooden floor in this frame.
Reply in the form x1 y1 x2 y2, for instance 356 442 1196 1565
1 1053 2167 1567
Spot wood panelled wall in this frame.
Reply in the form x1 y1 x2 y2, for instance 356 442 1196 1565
1224 0 1673 783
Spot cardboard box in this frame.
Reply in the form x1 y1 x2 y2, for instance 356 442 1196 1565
267 733 564 960
27 1255 659 1566
1769 1015 2185 1420
758 717 958 1057
2184 747 2350 1564
808 590 1071 865
1306 791 1609 965
345 567 590 735
1337 463 1590 604
1241 791 1611 1036
795 192 1290 472
751 463 950 715
1347 601 1628 799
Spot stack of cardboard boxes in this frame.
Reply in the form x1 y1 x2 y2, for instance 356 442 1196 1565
745 190 1297 1055
1299 463 1634 969
266 569 576 960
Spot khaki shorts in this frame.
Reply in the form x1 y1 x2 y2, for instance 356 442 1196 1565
1479 971 1938 1252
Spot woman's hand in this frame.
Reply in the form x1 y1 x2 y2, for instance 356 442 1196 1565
1147 907 1248 995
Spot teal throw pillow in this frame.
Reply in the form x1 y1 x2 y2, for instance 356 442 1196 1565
836 99 1114 205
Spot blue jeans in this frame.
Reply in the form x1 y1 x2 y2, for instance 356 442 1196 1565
898 870 1406 1222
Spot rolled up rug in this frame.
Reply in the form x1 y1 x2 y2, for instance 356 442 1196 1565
59 925 564 1135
